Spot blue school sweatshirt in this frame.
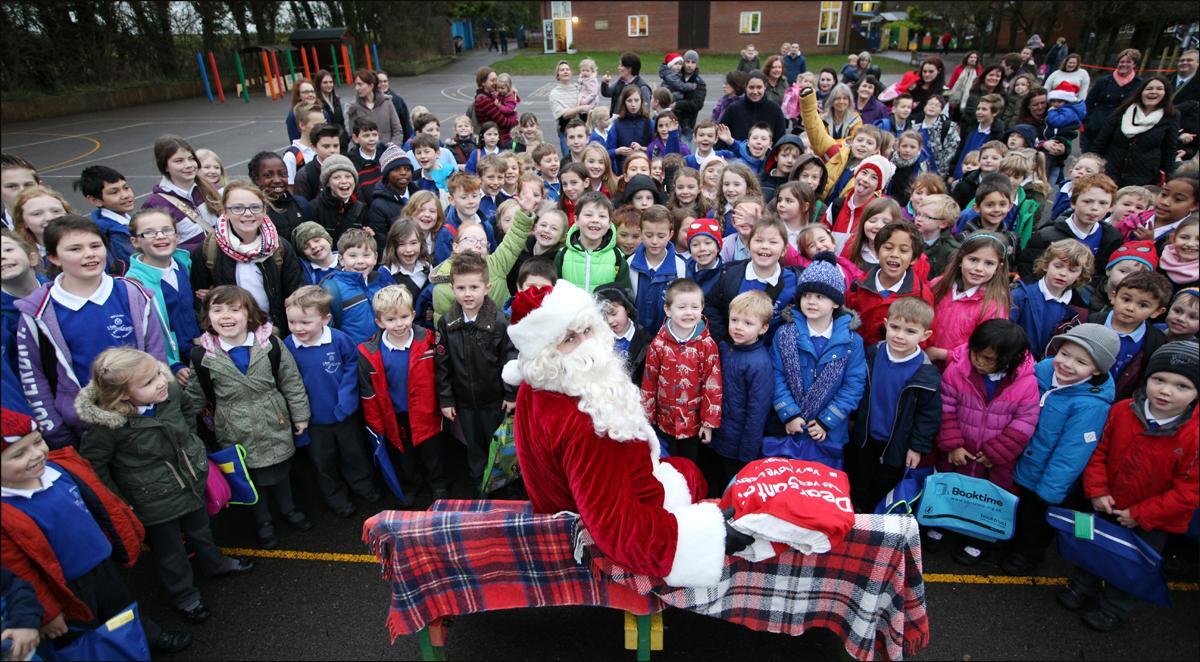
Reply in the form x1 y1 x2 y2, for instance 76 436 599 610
4 467 112 581
629 245 686 334
380 334 411 412
868 346 925 441
52 281 136 385
322 269 396 345
1010 280 1079 360
285 326 360 425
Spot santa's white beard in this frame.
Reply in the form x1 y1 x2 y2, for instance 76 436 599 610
524 335 658 444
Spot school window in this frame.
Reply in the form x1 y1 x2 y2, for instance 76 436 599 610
852 1 879 12
739 11 762 34
627 15 649 37
818 2 842 46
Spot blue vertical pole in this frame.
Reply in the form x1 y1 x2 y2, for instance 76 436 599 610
372 43 381 71
197 52 215 103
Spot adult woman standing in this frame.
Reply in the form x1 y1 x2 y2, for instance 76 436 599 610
1082 48 1143 151
548 61 585 151
344 69 404 146
909 56 946 115
815 68 839 111
1092 76 1179 187
190 182 303 336
474 66 519 145
674 51 708 139
822 83 862 140
852 76 888 126
857 52 882 82
960 66 1005 130
762 55 789 106
1043 53 1090 103
313 70 345 130
948 51 982 90
285 79 319 141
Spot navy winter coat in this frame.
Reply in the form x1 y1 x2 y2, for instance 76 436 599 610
711 338 774 462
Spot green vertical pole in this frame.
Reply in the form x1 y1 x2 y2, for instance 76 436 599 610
348 45 356 75
330 45 340 85
636 614 651 661
285 49 296 81
233 50 250 103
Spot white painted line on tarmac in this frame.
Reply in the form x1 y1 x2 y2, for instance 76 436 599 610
38 121 260 174
3 123 154 150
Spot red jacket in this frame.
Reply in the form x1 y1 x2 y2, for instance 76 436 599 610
1 447 144 625
358 327 442 450
846 266 935 346
1083 396 1199 534
640 322 722 438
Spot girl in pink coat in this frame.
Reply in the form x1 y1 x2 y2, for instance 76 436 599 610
936 319 1040 564
926 233 1012 365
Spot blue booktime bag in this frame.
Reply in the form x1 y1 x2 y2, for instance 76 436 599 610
1046 507 1171 607
916 472 1018 542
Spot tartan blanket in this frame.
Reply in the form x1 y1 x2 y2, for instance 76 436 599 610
363 500 929 661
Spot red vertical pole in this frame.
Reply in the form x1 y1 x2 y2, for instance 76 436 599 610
340 43 353 84
311 46 320 72
300 46 312 81
364 43 372 70
260 51 276 99
208 51 226 103
270 49 285 93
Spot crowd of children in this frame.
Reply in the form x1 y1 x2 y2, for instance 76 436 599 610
1 55 1198 655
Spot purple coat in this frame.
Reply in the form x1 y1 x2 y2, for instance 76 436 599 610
856 97 889 126
935 344 1040 489
14 277 167 448
142 183 211 251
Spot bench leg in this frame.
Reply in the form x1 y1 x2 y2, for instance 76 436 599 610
623 612 662 660
418 619 447 661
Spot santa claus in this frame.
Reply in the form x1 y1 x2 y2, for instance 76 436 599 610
502 280 750 588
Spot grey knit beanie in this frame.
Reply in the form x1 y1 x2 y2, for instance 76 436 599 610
796 251 845 306
320 154 358 189
1047 323 1121 374
684 50 700 64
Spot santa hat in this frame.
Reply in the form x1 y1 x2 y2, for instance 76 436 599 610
503 279 600 385
1106 240 1158 271
855 155 895 193
510 284 553 325
1047 81 1080 103
2 408 37 450
685 218 722 248
664 52 684 67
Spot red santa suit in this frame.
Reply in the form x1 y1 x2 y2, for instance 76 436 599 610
504 280 728 588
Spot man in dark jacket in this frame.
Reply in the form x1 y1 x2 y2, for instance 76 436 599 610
718 72 788 142
600 52 653 117
674 50 708 140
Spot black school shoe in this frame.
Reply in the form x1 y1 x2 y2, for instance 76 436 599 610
257 523 278 550
176 602 210 624
999 551 1038 575
151 630 193 654
952 542 988 566
1056 583 1088 611
1083 607 1124 633
211 557 256 578
283 510 314 531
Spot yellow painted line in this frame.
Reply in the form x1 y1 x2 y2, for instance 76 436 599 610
222 546 379 564
9 131 102 170
220 547 1200 591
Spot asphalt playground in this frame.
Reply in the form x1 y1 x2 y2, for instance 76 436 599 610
3 47 1199 661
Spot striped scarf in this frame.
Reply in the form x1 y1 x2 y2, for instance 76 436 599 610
777 321 848 423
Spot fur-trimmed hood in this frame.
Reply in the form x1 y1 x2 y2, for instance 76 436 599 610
74 363 174 429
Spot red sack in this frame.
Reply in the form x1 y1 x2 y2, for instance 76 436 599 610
719 458 855 557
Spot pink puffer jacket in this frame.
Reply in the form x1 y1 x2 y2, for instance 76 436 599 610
936 344 1040 489
928 278 1008 354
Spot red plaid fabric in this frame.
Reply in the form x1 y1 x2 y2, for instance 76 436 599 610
578 513 929 661
364 500 929 661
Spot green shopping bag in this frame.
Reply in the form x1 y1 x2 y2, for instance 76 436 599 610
480 416 520 494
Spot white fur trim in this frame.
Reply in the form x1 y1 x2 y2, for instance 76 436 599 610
652 459 689 511
502 359 523 386
663 501 727 587
730 513 832 554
